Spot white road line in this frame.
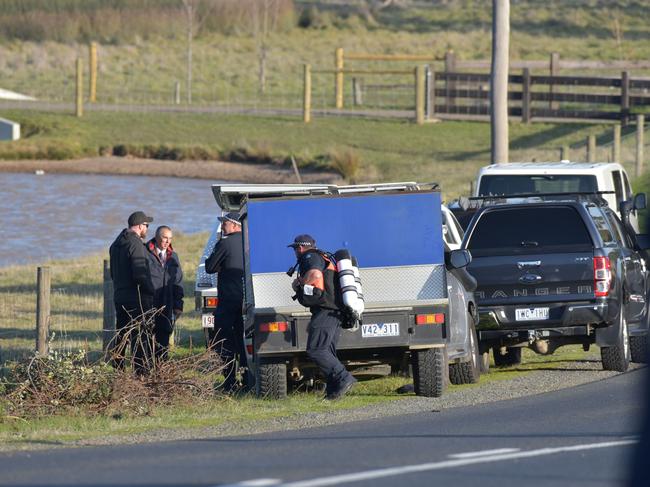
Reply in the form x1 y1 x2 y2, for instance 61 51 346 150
220 479 282 487
276 439 637 487
448 448 520 459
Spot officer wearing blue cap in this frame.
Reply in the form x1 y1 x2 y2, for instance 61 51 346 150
289 234 356 400
205 211 248 393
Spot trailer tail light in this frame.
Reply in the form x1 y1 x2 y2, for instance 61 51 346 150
246 344 254 355
203 297 219 308
593 256 612 297
416 313 445 325
259 321 289 332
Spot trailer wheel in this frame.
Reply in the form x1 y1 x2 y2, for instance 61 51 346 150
255 359 288 399
449 317 481 385
601 312 630 372
412 347 446 397
630 335 648 363
493 346 522 367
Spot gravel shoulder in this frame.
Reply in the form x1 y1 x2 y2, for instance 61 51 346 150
74 360 643 448
0 157 343 184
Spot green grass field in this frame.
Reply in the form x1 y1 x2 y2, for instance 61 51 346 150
2 109 641 200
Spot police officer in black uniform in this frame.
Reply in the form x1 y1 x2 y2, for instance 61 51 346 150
205 211 247 393
289 234 356 400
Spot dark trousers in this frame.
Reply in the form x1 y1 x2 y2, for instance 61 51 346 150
208 300 248 390
153 317 173 362
113 298 154 373
306 308 350 390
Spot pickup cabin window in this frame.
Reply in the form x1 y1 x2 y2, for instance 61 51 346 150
607 210 634 249
467 206 592 256
478 175 598 196
612 171 624 205
587 205 615 246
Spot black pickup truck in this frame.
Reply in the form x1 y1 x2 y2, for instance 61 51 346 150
462 193 649 372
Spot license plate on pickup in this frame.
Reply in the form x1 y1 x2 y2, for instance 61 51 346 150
202 314 215 329
515 307 549 321
361 322 399 338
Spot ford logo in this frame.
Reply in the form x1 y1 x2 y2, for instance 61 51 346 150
519 273 542 284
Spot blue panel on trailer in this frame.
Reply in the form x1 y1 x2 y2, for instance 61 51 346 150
247 192 443 274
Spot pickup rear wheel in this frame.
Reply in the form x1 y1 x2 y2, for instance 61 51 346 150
449 316 481 385
601 312 631 372
630 335 648 363
255 359 288 399
412 347 447 397
493 347 522 367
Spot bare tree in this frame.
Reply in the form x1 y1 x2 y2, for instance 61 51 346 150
180 0 217 104
249 0 285 95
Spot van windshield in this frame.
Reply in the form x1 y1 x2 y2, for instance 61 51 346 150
478 175 598 196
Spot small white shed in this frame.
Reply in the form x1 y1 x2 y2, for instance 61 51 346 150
0 117 20 141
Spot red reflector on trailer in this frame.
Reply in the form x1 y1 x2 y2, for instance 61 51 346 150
259 322 288 332
204 297 219 308
246 344 253 355
416 313 445 325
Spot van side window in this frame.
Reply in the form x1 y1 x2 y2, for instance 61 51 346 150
622 171 632 200
612 171 624 206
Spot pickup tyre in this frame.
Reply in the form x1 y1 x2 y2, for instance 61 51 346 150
600 311 631 372
449 317 481 384
412 347 447 397
255 359 288 399
493 347 522 367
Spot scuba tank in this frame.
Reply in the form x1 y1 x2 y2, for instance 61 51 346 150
334 249 364 330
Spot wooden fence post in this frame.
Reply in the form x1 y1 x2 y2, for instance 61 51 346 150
303 64 312 124
102 260 115 353
637 114 645 177
75 57 83 117
549 52 559 109
613 124 621 163
335 47 344 109
587 135 596 162
174 81 181 105
561 145 570 161
427 67 436 118
352 77 363 106
36 266 51 355
621 71 630 126
415 66 425 125
89 42 97 103
444 49 456 111
522 68 531 123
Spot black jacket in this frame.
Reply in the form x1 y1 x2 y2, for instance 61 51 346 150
109 229 154 304
205 231 244 303
146 239 184 328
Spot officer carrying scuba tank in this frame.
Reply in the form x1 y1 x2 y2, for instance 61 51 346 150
288 234 357 400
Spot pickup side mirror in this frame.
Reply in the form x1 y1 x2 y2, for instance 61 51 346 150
634 193 647 211
449 249 472 269
635 234 650 251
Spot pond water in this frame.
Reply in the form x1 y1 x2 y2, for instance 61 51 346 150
0 172 221 268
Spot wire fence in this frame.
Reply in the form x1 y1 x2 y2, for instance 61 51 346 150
0 260 202 366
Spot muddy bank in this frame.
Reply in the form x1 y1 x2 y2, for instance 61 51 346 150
0 157 343 184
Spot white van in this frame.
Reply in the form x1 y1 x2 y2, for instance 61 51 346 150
474 161 639 229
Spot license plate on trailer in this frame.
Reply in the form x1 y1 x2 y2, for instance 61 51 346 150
361 322 399 338
202 314 215 328
515 307 549 321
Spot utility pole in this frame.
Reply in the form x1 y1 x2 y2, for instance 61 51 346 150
490 0 510 164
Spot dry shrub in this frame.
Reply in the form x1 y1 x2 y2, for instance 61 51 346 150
328 148 362 183
1 308 224 419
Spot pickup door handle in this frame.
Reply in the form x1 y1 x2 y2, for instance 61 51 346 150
517 260 541 269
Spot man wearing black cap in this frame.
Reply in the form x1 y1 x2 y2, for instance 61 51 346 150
205 211 247 392
289 234 356 400
109 211 156 372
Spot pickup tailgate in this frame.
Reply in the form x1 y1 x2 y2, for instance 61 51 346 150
465 204 598 328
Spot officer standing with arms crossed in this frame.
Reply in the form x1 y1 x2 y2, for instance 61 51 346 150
289 234 356 400
205 211 248 393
